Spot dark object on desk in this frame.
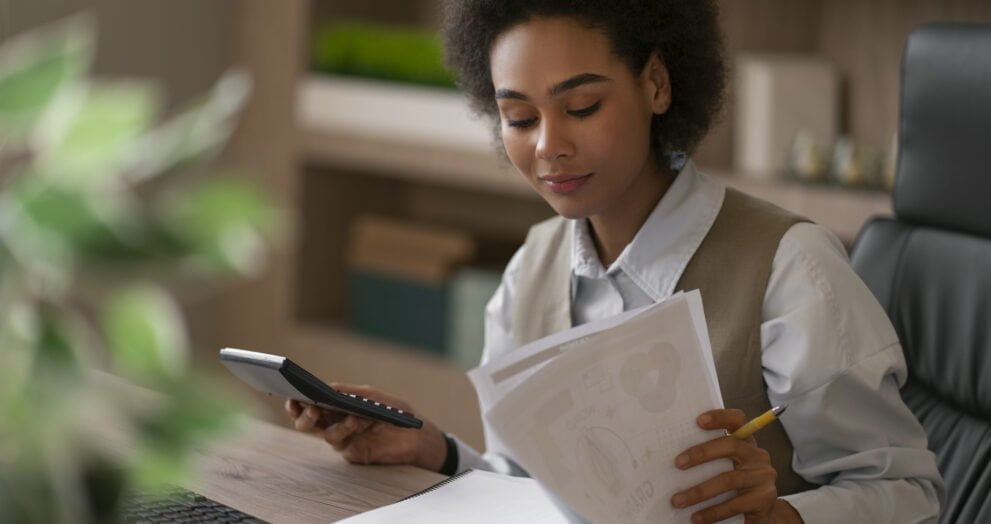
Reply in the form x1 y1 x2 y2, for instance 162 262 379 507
122 486 265 523
219 348 424 429
850 22 991 524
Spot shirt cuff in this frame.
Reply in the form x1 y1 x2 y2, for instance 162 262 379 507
449 434 484 475
780 491 818 523
447 435 533 477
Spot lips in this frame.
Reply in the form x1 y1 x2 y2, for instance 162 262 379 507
539 173 593 194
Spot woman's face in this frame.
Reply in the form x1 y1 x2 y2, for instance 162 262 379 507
489 16 670 220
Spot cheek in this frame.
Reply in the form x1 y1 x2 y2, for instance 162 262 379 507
502 132 534 175
582 105 652 171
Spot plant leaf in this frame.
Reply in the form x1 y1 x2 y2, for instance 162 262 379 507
162 175 277 274
6 176 142 268
103 284 188 384
0 296 39 415
129 377 243 491
0 15 93 140
35 81 160 185
33 305 93 373
129 70 250 180
0 186 77 299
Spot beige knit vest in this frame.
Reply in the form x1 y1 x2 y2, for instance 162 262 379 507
510 187 816 496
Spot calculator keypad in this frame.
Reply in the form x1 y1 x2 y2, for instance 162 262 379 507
337 390 411 418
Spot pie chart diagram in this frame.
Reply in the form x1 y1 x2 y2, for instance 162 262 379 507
619 341 680 413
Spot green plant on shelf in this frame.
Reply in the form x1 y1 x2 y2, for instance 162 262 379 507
313 20 457 89
0 16 279 523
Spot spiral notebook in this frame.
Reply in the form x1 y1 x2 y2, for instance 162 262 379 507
335 469 568 523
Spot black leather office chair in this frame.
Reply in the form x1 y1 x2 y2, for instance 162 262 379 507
849 23 991 524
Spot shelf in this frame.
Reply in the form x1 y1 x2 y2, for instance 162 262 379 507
296 74 892 244
710 173 891 245
297 74 533 198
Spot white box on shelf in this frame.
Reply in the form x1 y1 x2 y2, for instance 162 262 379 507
734 54 839 179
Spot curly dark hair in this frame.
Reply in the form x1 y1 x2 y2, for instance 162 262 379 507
441 0 726 158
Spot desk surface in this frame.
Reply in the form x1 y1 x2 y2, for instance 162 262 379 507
187 418 446 523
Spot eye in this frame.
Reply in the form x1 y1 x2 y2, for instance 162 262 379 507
568 101 601 118
506 116 537 129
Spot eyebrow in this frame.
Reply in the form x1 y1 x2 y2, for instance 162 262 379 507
495 73 611 101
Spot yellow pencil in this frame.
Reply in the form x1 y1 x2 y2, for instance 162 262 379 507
731 405 787 440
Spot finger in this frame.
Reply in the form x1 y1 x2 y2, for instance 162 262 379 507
340 437 375 465
324 419 360 450
293 405 322 432
318 411 347 430
294 399 346 428
690 484 777 524
676 436 766 470
344 415 376 434
671 467 777 508
697 409 747 432
285 399 301 417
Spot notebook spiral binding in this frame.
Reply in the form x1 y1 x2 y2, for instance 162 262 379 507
399 469 475 501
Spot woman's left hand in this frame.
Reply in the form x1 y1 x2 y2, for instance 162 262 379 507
669 408 802 523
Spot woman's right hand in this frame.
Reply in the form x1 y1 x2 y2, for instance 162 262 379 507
284 383 449 472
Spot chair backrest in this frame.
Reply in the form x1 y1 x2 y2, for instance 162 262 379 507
850 23 991 524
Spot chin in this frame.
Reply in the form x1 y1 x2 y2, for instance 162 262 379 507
544 197 595 220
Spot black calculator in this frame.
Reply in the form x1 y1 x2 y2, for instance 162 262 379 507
219 348 423 429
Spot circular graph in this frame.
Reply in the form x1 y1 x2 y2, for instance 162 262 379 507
619 341 680 412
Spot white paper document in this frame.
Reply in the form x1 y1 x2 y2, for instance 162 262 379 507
335 469 568 523
469 291 741 523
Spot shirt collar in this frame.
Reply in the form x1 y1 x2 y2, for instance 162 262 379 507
570 160 726 301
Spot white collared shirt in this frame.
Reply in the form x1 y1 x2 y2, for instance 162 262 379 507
453 162 943 523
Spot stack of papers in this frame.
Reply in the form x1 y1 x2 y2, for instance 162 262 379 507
340 291 739 523
468 291 740 523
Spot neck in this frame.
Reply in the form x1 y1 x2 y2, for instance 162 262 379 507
589 160 675 267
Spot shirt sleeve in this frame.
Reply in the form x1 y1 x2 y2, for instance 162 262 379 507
762 223 944 523
451 245 532 476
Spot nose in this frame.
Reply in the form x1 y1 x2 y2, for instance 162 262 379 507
535 117 575 161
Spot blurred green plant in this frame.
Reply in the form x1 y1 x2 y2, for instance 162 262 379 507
0 16 278 523
312 20 456 88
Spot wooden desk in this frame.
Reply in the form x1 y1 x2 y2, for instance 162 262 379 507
186 419 445 523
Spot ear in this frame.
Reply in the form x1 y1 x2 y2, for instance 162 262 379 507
641 52 671 115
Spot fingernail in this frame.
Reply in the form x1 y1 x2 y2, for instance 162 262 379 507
671 494 687 507
698 414 712 426
692 515 705 524
676 454 689 468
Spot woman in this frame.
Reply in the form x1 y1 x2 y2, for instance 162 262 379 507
288 2 942 522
